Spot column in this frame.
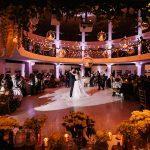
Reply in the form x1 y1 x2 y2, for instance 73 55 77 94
97 66 102 73
80 64 85 77
106 64 112 78
135 62 144 76
55 25 60 56
55 63 60 79
21 63 25 77
138 9 142 55
56 25 60 41
107 20 112 58
0 60 6 74
25 61 35 76
81 32 86 57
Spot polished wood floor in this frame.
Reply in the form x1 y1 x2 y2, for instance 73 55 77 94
11 88 140 137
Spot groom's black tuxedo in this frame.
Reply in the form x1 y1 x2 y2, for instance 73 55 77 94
69 72 76 97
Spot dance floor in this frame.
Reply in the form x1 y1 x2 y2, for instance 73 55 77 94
11 87 139 137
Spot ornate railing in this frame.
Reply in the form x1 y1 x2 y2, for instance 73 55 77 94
84 48 108 58
21 32 150 59
22 35 56 57
64 48 82 58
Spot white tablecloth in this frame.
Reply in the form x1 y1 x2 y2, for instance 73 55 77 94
81 77 90 84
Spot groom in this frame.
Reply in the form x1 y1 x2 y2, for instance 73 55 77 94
69 68 76 98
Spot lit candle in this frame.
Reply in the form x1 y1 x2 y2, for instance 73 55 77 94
108 132 112 141
13 37 18 43
43 137 49 147
64 133 69 142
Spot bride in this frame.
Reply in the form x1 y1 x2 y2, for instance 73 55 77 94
72 69 89 100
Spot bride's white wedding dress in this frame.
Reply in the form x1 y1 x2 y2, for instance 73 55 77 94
72 74 89 100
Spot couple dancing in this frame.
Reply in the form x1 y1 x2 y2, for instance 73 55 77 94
69 68 89 100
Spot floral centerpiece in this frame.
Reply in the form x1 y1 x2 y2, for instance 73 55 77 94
24 115 47 142
48 132 67 150
62 111 95 148
0 116 19 131
92 130 109 150
118 110 150 149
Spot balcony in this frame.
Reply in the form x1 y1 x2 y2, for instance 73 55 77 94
17 31 150 64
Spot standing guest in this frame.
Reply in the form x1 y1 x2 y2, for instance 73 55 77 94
69 68 76 97
97 71 102 90
106 78 111 88
90 73 95 87
36 73 42 94
5 74 13 90
101 74 107 90
29 74 36 95
20 76 27 97
65 71 70 88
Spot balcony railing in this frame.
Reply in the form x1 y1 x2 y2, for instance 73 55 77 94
22 32 150 59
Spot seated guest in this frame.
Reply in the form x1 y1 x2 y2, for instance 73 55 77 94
112 77 122 96
11 75 23 102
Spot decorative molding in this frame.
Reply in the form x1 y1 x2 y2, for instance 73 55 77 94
18 47 150 64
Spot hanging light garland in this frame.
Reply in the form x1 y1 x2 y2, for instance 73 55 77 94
141 22 149 31
97 31 106 42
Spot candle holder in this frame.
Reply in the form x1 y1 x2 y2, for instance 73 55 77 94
43 137 49 147
108 132 112 141
64 133 70 142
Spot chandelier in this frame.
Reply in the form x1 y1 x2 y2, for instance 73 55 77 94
46 30 55 41
119 36 137 55
82 56 93 68
97 31 106 42
141 22 149 31
120 36 130 49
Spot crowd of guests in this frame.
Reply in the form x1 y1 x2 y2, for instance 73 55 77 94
0 69 150 114
0 71 60 113
83 71 150 106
